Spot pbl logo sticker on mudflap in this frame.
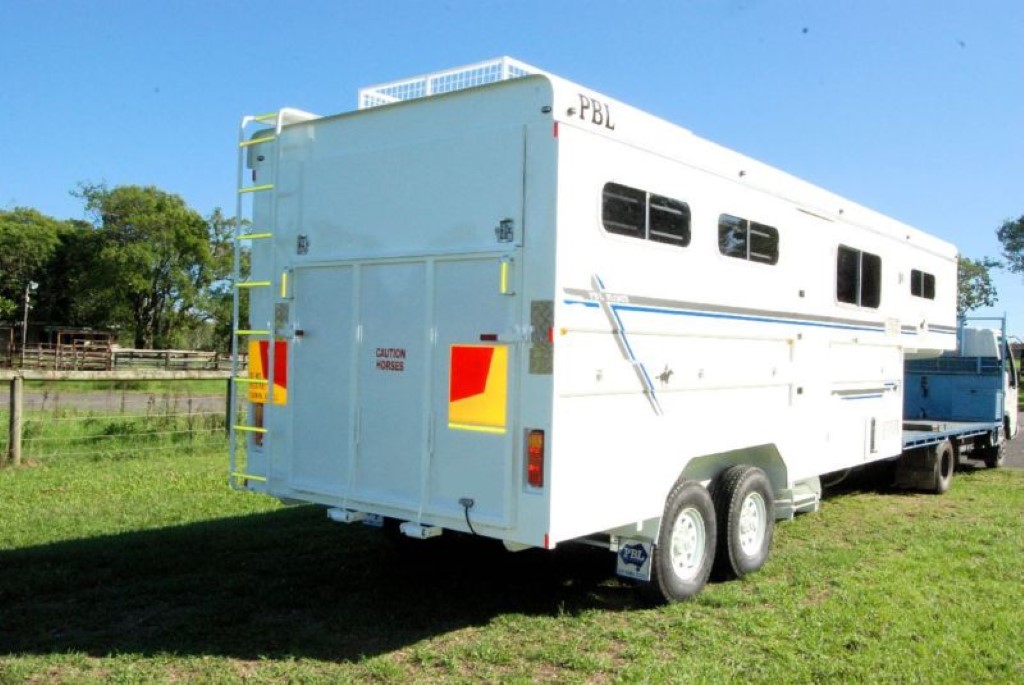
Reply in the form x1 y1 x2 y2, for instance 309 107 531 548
616 540 653 581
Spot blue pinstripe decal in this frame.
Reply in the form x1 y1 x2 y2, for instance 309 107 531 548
563 297 953 337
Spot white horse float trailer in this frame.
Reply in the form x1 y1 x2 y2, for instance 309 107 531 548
229 58 979 602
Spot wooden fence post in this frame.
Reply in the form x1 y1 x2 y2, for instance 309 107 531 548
8 375 22 466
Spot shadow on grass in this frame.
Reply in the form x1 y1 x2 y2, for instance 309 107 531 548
820 457 993 498
0 507 637 661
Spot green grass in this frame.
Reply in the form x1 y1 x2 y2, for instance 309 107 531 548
1 403 226 464
1 450 1022 683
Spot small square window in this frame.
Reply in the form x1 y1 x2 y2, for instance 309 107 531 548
648 194 691 246
718 214 779 264
602 183 645 239
837 245 882 308
911 269 936 300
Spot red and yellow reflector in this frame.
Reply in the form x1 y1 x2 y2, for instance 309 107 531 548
248 340 288 405
448 344 508 433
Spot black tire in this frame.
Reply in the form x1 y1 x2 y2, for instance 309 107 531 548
933 440 954 494
647 479 716 603
983 420 1009 469
982 442 1005 469
712 465 775 579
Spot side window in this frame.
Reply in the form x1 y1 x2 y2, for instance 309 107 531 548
1007 345 1018 389
837 245 882 308
717 214 779 264
602 183 645 239
910 269 936 300
648 194 690 246
602 182 690 247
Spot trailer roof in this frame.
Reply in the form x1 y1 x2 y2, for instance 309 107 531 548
281 59 957 261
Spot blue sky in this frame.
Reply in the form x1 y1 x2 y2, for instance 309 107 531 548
2 1 1022 332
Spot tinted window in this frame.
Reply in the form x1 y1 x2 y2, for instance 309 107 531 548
837 245 882 308
648 194 691 246
718 214 779 264
602 182 690 247
861 252 882 308
836 246 860 304
911 269 936 300
602 183 645 239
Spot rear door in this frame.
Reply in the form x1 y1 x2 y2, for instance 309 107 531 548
290 254 520 522
429 256 519 527
287 123 526 528
351 260 431 509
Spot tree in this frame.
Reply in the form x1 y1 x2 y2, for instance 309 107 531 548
201 208 249 352
76 183 212 349
32 220 110 329
0 208 62 321
997 215 1024 275
957 256 999 317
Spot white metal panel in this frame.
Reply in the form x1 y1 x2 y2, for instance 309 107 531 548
351 261 430 509
289 265 355 495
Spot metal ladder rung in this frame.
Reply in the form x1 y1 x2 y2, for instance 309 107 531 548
238 184 274 194
239 136 276 148
237 232 273 240
231 472 268 483
232 377 268 385
234 329 271 336
234 425 268 434
235 280 272 289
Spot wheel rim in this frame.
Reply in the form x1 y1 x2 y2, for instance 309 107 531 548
737 491 767 556
668 506 706 581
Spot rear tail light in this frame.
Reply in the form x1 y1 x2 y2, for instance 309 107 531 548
526 429 545 488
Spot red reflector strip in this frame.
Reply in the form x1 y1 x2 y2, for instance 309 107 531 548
553 122 559 138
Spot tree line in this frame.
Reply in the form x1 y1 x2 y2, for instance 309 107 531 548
0 184 240 350
1 183 1023 350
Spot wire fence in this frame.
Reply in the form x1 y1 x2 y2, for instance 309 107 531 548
1 383 241 464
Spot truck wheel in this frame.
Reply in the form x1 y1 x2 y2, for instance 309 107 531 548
648 480 716 603
933 440 955 494
984 419 1011 468
982 442 1005 469
713 465 775 579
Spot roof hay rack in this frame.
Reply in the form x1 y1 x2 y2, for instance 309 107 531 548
357 56 540 109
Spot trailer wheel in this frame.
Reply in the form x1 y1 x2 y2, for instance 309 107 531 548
647 480 716 603
713 465 775 579
933 440 955 494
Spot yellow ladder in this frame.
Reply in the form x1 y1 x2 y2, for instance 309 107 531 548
228 111 280 489
228 108 320 489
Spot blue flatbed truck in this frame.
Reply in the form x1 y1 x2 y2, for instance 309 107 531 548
896 316 1019 492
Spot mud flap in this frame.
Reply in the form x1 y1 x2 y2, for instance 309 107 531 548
616 539 653 581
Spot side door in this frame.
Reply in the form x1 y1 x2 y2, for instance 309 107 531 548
288 264 356 496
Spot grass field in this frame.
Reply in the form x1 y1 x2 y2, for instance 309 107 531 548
1 444 1022 683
